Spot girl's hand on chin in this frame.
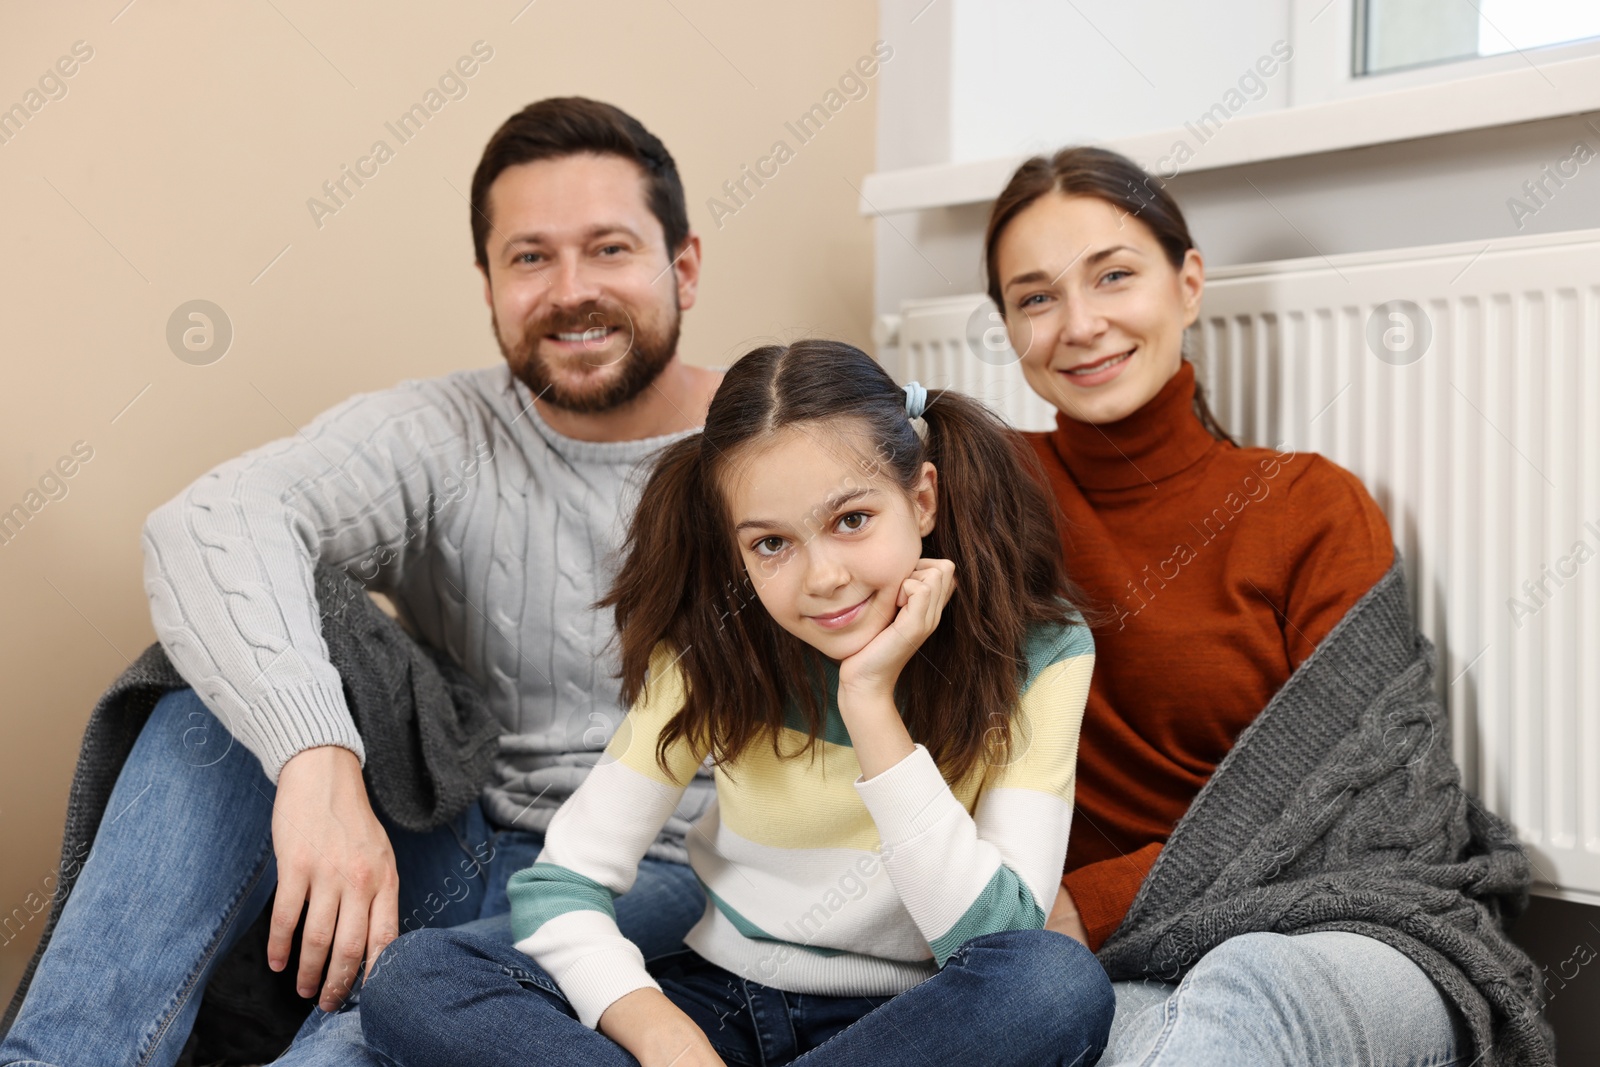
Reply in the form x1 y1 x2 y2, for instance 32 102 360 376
837 558 956 699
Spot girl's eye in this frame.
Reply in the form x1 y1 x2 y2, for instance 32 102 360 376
837 512 869 532
754 536 788 556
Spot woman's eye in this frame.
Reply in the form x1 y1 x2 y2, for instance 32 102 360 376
754 536 787 556
1018 293 1046 309
1101 268 1131 284
837 512 869 532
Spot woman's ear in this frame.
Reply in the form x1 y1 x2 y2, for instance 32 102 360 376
1178 248 1205 329
914 462 938 536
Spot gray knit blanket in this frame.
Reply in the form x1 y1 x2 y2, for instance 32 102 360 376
3 563 501 1042
1097 560 1555 1066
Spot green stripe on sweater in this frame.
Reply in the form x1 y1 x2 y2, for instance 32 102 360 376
507 863 617 943
779 612 1090 747
1021 612 1093 689
926 865 1046 966
702 883 845 958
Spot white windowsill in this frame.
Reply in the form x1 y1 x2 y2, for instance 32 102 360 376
857 51 1600 217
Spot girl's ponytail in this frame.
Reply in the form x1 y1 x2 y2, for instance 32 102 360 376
599 436 722 769
903 389 1083 779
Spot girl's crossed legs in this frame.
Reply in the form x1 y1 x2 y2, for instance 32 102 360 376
360 926 1114 1067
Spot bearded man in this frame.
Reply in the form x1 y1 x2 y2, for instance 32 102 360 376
2 97 723 1067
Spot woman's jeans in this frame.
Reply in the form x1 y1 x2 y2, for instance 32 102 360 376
1102 930 1470 1067
359 926 1115 1067
0 686 705 1067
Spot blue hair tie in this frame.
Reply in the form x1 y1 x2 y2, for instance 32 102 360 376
903 381 928 420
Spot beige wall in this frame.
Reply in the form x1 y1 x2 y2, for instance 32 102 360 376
0 0 878 1001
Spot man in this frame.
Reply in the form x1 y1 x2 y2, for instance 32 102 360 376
1 97 723 1067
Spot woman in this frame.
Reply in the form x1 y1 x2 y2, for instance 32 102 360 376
984 147 1550 1066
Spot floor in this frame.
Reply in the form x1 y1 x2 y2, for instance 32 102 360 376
1509 894 1600 1063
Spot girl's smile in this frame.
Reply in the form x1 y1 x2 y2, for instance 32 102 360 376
806 594 873 630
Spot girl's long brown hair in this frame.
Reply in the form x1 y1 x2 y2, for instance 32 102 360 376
599 339 1087 786
983 146 1235 444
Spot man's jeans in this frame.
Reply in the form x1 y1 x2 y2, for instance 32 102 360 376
1102 930 1469 1066
0 686 704 1067
358 926 1115 1067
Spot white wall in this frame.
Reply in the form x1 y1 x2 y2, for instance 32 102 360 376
947 0 1290 163
874 0 1600 319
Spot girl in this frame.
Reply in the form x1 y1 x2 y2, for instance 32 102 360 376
358 339 1114 1066
986 147 1545 1064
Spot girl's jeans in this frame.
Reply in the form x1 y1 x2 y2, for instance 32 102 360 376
0 686 704 1067
358 926 1116 1067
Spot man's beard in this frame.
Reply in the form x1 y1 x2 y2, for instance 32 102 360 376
495 295 680 415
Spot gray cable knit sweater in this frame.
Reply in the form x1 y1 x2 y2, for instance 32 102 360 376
139 362 714 853
1098 560 1555 1066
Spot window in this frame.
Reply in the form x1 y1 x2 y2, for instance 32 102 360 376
1356 0 1600 76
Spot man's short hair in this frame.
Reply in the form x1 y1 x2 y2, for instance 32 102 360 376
470 96 689 271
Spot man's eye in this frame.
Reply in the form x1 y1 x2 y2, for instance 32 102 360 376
516 252 542 264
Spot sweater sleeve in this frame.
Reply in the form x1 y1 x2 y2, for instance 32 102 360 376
854 630 1093 966
140 377 494 782
1278 455 1394 666
1060 842 1162 951
507 645 708 1029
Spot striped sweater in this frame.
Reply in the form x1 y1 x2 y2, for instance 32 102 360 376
507 618 1094 1028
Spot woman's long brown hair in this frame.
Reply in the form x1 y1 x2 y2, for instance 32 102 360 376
598 339 1087 786
983 146 1235 444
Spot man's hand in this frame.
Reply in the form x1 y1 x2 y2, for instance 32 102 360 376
1047 883 1090 947
268 745 400 1011
600 988 728 1067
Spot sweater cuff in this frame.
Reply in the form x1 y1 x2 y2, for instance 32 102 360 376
853 744 964 847
243 684 366 784
514 914 660 1030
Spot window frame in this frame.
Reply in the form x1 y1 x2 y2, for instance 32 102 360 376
1291 0 1600 107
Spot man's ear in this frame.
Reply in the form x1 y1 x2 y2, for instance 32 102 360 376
915 462 938 536
671 233 704 312
479 265 493 309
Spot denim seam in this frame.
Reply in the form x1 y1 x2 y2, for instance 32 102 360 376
136 833 275 1067
743 977 796 1066
1133 964 1199 1067
501 963 562 999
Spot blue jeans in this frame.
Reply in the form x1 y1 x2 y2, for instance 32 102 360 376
0 686 704 1067
359 926 1115 1067
1102 931 1469 1066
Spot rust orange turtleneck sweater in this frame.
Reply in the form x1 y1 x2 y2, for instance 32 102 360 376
1025 361 1394 949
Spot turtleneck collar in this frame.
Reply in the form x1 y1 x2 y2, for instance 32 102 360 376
1046 360 1221 491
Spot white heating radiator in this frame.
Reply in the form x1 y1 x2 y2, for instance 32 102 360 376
879 227 1600 903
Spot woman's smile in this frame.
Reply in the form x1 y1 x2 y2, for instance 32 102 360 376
1061 346 1136 387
